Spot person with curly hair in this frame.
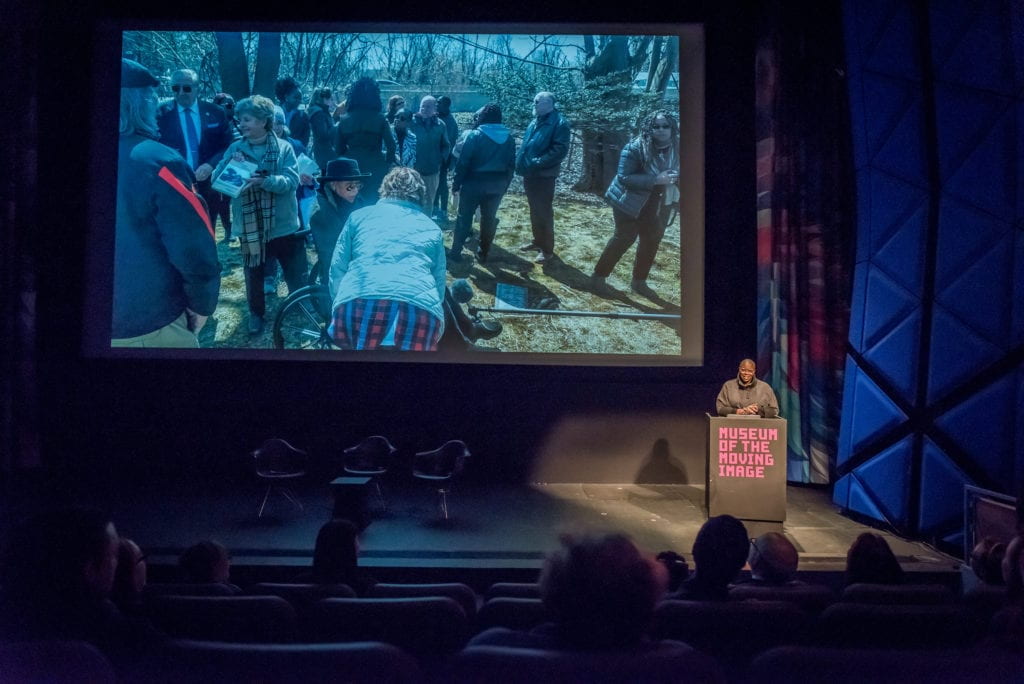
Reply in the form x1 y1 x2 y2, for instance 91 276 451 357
275 76 310 149
591 110 680 299
327 167 446 350
334 77 396 202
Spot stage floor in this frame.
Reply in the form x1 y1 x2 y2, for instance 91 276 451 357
88 477 958 578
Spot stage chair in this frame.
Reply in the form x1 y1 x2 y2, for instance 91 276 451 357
132 639 422 684
0 640 115 684
812 603 988 649
728 582 836 614
476 597 549 632
368 582 479 619
412 440 470 519
652 599 812 673
253 438 308 519
839 582 955 605
484 582 543 601
447 643 726 684
145 595 298 643
309 596 469 662
749 645 1024 684
342 435 397 512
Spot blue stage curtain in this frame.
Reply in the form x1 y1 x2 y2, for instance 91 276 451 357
754 0 855 484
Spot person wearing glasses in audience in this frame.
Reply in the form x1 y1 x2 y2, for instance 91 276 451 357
156 69 235 240
591 110 680 299
309 157 370 284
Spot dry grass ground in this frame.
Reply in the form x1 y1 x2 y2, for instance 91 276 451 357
198 187 682 355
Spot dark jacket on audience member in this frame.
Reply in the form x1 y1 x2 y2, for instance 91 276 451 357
604 138 679 219
113 133 220 339
452 125 516 192
515 110 571 178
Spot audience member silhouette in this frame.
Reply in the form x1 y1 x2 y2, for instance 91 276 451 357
294 518 377 595
745 532 800 586
471 532 669 651
111 537 148 615
1002 535 1024 602
0 508 163 667
655 550 690 593
179 540 241 593
669 514 750 600
970 537 1007 587
845 532 905 586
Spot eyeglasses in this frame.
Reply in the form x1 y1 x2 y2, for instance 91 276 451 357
343 183 363 192
171 85 193 93
651 124 672 130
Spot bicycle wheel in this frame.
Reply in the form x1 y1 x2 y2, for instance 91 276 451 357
272 285 336 350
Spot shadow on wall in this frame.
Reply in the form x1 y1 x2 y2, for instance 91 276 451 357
529 414 705 484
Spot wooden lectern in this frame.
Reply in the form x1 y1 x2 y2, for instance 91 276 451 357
705 414 788 536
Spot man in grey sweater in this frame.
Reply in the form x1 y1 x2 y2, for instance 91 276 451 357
716 359 780 417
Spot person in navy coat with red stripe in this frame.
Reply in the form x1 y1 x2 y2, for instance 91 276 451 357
114 59 220 347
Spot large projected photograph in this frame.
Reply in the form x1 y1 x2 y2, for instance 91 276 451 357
113 26 704 364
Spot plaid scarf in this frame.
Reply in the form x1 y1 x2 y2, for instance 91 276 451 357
239 136 280 267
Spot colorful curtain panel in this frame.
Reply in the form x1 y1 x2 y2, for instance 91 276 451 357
754 0 854 483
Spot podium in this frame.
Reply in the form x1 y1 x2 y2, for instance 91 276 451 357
705 415 787 533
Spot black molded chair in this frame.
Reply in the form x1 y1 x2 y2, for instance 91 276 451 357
136 639 422 684
343 436 397 512
253 438 307 519
145 595 298 643
412 440 470 519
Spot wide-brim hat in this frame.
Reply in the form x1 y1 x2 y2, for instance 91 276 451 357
319 157 372 182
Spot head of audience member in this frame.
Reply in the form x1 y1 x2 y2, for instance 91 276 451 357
690 514 750 590
476 102 502 125
418 95 438 120
845 532 905 586
655 550 690 593
311 87 335 111
540 532 667 649
213 92 235 117
272 105 290 139
387 94 406 119
234 95 275 142
119 58 160 138
111 538 147 608
345 77 382 114
394 108 414 134
748 532 799 585
1 508 119 604
532 91 556 118
437 95 452 117
275 76 303 111
379 166 426 205
970 537 1007 586
179 540 231 584
170 68 199 109
312 518 360 584
1003 536 1024 601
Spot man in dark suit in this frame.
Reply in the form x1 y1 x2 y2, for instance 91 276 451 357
157 68 235 240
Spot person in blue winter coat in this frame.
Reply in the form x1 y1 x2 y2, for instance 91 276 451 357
450 102 516 263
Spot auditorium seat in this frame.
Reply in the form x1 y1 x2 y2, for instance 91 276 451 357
129 639 421 684
143 582 239 598
447 642 726 684
309 596 469 662
0 640 115 684
367 582 479 619
728 582 836 614
651 599 812 673
484 582 542 601
749 645 1024 684
476 597 549 632
247 582 356 618
145 595 298 643
813 603 987 649
839 582 954 605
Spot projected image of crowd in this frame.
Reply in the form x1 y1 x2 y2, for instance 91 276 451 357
113 31 685 355
3 509 1023 680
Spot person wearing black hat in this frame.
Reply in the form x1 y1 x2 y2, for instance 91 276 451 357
112 59 220 348
309 157 371 283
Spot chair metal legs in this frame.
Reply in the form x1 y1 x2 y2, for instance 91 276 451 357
436 487 450 519
258 484 303 519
